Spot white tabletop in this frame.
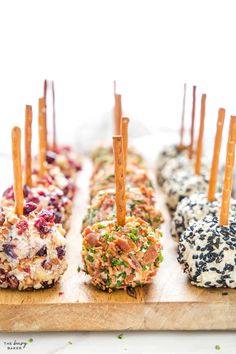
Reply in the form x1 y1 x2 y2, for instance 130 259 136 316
0 331 235 354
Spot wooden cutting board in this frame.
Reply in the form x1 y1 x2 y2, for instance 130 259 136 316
0 159 236 332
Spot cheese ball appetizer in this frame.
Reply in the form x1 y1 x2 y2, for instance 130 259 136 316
0 206 67 290
46 145 82 180
156 145 188 185
82 217 163 291
2 184 72 231
82 186 163 230
90 165 153 199
178 215 236 288
91 146 145 170
163 169 210 214
172 193 236 240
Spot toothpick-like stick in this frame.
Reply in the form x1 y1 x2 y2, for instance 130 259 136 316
38 97 47 177
179 83 186 149
208 108 225 202
12 127 24 216
114 94 122 135
195 93 206 175
188 85 196 159
52 80 57 151
113 80 117 95
113 135 126 226
25 105 33 187
220 116 236 226
43 80 48 150
44 79 47 101
121 117 129 173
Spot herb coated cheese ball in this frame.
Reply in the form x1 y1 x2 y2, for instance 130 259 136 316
90 165 153 199
82 186 164 230
0 206 67 290
82 217 163 291
178 215 236 288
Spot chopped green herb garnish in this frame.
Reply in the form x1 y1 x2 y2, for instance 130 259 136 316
98 224 106 229
129 233 139 242
102 255 108 262
120 272 127 279
111 258 122 267
116 280 123 287
215 344 221 350
117 333 124 339
87 255 94 262
28 338 33 343
158 253 164 262
77 266 81 272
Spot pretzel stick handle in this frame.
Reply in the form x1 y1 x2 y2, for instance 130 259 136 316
38 97 47 177
220 116 236 226
12 127 24 216
188 85 196 159
114 94 122 135
179 83 186 149
121 117 129 174
195 94 206 175
113 135 126 226
52 81 57 151
208 108 225 202
25 105 33 187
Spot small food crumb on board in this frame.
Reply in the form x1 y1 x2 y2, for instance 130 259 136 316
215 344 221 350
28 338 33 343
117 333 124 339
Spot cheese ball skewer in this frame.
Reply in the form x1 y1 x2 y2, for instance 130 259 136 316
172 108 226 239
164 93 209 214
82 136 163 291
0 127 67 290
178 116 236 288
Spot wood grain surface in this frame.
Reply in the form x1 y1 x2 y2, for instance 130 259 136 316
0 159 236 332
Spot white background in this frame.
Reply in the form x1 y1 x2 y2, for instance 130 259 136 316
0 0 236 353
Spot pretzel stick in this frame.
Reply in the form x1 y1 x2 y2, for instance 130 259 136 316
188 85 196 159
220 116 236 226
38 97 47 177
12 127 24 216
25 105 33 187
207 108 225 202
195 94 206 175
179 83 186 149
52 80 57 151
114 94 122 135
113 135 126 226
121 117 129 174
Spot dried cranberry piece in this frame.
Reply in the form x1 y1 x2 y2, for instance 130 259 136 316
7 275 19 289
2 186 14 200
41 280 55 289
46 151 57 164
49 196 60 210
23 185 31 198
38 210 55 223
23 202 37 216
16 220 28 235
54 212 62 224
3 244 17 258
36 245 47 256
28 196 40 204
56 246 65 259
38 190 46 197
34 218 51 235
0 268 6 285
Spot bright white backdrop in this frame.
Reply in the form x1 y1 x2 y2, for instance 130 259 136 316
0 1 236 353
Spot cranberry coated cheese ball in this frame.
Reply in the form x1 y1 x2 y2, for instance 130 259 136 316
82 186 163 230
82 217 163 291
178 215 236 288
46 145 82 180
90 165 153 199
0 206 67 290
163 169 210 214
2 184 72 231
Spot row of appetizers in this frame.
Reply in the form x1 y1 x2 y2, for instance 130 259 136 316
0 81 81 290
157 84 236 289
